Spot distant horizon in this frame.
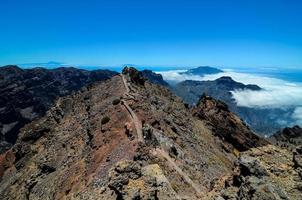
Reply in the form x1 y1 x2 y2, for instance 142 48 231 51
2 61 302 71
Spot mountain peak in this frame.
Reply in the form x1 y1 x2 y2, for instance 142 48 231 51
194 95 268 151
0 65 24 74
122 66 146 85
181 66 223 76
216 76 234 82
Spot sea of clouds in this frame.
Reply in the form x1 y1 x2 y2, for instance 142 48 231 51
158 69 302 126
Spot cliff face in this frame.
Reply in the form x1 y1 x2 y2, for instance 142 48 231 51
193 95 268 152
2 67 297 200
141 70 169 87
0 65 118 153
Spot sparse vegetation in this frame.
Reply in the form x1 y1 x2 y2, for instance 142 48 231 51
233 148 240 157
101 116 110 125
171 182 180 193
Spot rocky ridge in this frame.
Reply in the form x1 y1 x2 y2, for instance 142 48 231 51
0 67 299 200
0 65 118 153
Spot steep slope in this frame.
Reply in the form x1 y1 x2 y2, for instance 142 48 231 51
0 65 118 153
193 95 268 152
141 70 169 87
173 77 285 135
0 67 268 200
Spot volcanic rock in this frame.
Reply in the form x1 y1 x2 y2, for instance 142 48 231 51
0 65 117 153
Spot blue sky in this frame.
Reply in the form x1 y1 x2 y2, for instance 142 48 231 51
1 0 302 68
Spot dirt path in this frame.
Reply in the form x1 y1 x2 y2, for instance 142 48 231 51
152 148 205 197
120 74 144 143
120 74 205 197
121 73 130 94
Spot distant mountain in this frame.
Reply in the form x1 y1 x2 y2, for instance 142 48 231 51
180 66 223 76
172 76 285 135
269 125 302 149
173 76 260 105
0 65 118 153
18 61 66 69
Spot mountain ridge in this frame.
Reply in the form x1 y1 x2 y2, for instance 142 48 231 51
0 67 271 199
0 66 301 199
0 65 118 153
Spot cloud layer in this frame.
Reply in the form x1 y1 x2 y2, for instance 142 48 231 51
292 107 302 126
158 69 302 126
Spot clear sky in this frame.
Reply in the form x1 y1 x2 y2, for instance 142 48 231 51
1 0 302 68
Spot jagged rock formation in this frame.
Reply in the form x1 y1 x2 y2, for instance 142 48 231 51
0 65 118 153
193 95 268 152
269 125 302 150
214 145 302 200
0 67 283 200
141 70 169 87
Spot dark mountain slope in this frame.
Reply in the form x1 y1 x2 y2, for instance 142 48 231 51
173 76 260 105
0 65 118 153
0 67 268 199
141 70 169 87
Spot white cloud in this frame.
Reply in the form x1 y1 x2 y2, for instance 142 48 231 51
292 107 302 126
157 70 206 83
231 86 302 108
158 70 302 109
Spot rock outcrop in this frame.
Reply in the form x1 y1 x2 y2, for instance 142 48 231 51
270 125 302 150
193 95 268 151
141 70 169 87
214 145 302 200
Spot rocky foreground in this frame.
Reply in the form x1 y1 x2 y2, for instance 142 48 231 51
0 67 301 199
